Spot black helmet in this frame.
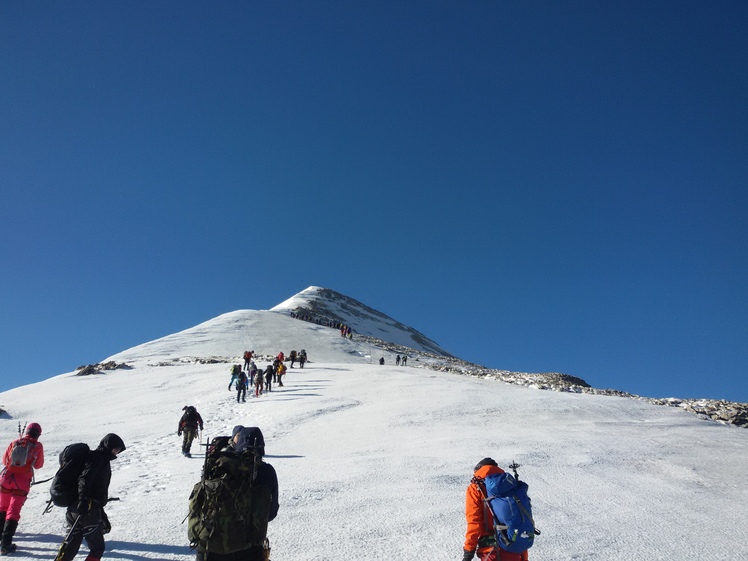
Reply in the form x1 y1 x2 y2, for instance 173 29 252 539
474 457 498 471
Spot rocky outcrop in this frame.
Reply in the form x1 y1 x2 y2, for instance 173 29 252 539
76 361 131 376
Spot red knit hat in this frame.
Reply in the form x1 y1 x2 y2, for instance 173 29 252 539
26 422 42 438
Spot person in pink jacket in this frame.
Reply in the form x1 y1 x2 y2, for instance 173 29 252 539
0 422 44 555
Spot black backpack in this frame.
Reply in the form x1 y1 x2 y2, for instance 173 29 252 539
49 443 90 507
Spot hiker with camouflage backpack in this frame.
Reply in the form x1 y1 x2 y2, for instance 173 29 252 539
0 422 44 555
188 426 278 561
178 406 204 457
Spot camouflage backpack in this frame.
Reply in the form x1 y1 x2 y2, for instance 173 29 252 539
187 436 273 555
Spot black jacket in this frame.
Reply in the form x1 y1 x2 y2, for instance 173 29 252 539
78 433 126 506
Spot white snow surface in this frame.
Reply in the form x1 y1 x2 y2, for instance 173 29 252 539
1 296 747 561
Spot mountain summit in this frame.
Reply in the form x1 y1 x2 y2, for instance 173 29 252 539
271 286 453 357
106 287 450 365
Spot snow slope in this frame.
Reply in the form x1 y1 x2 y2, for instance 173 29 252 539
1 291 747 561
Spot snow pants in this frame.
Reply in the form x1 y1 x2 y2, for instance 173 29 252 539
60 507 106 561
0 488 26 521
479 547 529 561
182 429 198 454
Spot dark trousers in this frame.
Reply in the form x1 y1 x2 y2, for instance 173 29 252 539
60 507 106 561
196 545 266 561
182 429 197 454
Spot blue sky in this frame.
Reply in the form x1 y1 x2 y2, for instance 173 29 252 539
2 1 746 402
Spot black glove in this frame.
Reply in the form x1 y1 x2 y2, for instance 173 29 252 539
76 500 90 515
101 509 111 534
462 550 476 561
178 430 182 436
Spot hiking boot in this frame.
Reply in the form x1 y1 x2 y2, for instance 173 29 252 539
1 519 18 555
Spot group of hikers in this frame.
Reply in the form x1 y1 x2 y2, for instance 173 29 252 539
0 348 536 561
287 312 354 340
226 350 308 403
379 354 409 366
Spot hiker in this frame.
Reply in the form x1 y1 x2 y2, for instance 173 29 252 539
462 458 530 561
248 361 258 387
227 364 242 390
58 433 126 561
271 358 280 383
379 357 385 365
0 422 44 554
254 367 264 397
396 355 401 366
243 351 253 371
298 349 307 369
402 355 407 366
178 406 204 458
236 369 248 403
276 362 286 387
191 426 279 561
264 364 273 392
288 350 297 368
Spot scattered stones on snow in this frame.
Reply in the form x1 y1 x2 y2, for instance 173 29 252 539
356 333 748 428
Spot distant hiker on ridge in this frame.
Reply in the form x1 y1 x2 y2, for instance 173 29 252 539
0 422 44 555
178 406 204 458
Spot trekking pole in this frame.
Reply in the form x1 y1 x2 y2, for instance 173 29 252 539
508 460 521 481
32 475 54 486
54 514 82 561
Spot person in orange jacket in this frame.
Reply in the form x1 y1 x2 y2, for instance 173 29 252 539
463 458 529 561
0 422 44 555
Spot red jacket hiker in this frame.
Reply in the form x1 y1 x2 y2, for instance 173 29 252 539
0 422 44 554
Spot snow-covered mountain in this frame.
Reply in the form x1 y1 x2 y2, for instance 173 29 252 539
271 286 453 357
1 287 747 560
106 286 449 366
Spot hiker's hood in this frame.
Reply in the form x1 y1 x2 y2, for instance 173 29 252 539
474 463 504 479
233 426 265 456
98 433 126 458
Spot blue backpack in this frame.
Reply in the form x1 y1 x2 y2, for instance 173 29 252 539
482 472 538 553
